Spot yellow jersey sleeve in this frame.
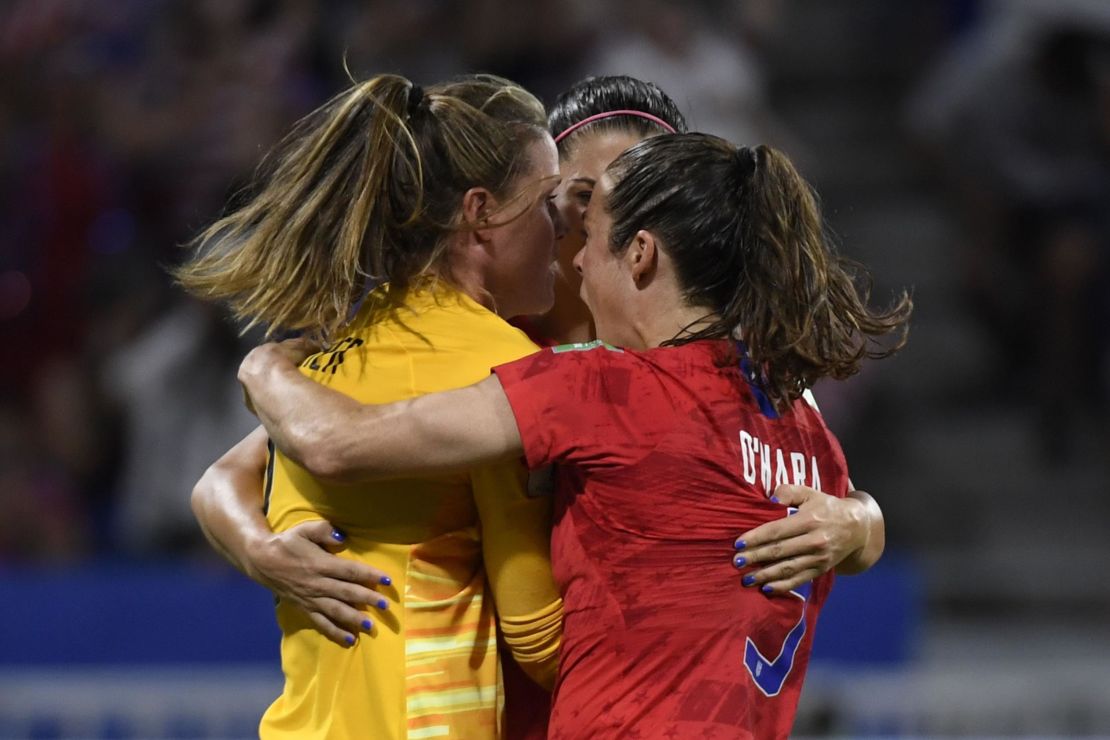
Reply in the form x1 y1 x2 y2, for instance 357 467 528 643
470 462 563 690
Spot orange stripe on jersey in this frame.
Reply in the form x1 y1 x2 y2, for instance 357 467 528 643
405 623 482 639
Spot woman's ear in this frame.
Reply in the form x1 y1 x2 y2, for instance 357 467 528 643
626 229 658 286
461 186 495 242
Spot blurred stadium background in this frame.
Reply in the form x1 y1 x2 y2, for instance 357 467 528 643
1 0 1108 737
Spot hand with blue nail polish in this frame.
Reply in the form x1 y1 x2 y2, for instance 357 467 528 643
728 484 885 596
238 519 394 648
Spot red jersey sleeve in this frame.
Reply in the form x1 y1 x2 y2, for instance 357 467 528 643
492 342 645 472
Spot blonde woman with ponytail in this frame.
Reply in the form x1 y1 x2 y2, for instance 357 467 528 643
179 74 565 739
238 133 912 738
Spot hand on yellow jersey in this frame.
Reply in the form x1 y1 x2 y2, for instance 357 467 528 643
249 519 395 647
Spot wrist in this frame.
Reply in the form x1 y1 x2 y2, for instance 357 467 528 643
836 495 872 574
846 495 871 553
837 491 884 574
241 528 279 584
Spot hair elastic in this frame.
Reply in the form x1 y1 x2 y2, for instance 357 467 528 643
735 146 758 178
554 109 677 144
406 84 425 119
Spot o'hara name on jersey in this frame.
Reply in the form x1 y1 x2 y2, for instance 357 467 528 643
739 430 822 497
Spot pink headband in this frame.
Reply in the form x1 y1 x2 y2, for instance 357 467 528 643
553 109 677 144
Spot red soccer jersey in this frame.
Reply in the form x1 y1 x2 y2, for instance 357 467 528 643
493 339 850 740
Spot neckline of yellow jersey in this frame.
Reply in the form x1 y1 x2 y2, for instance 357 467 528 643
349 280 500 327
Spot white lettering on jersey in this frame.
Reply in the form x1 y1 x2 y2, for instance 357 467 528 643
740 430 757 484
774 448 789 489
790 452 807 486
738 430 824 497
760 442 772 495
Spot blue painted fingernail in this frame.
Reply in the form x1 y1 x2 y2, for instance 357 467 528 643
762 585 774 594
380 576 392 586
770 496 780 503
742 575 756 587
787 507 799 517
344 634 355 645
734 540 747 551
733 556 747 568
361 619 372 631
331 529 346 542
376 599 388 610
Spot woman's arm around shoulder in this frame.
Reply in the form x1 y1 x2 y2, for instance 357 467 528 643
238 340 525 481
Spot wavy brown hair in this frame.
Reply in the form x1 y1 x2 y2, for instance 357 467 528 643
174 73 547 340
605 134 912 411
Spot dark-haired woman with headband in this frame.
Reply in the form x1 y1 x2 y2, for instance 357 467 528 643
178 73 566 739
538 76 887 597
238 133 912 738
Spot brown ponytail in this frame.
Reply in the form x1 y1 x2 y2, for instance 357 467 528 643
174 73 547 341
605 134 912 411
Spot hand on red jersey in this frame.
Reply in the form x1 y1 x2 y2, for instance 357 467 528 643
732 484 872 595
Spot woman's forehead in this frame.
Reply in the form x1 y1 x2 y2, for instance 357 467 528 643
585 175 614 222
561 130 645 177
527 135 560 177
596 172 615 197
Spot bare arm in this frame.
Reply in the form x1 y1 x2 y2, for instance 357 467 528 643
191 426 393 645
238 341 524 482
191 426 273 572
731 485 886 593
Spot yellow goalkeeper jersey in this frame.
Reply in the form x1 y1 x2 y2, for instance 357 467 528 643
260 283 562 740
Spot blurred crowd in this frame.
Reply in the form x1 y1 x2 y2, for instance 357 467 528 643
906 0 1110 461
0 0 1107 563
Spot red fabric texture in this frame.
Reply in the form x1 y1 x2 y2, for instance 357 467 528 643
494 340 849 739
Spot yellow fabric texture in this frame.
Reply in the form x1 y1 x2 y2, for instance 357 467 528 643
500 599 565 690
259 285 563 740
